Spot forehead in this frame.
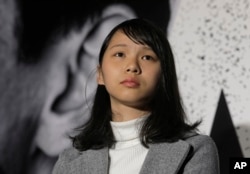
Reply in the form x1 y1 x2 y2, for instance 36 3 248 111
109 30 129 43
108 30 150 49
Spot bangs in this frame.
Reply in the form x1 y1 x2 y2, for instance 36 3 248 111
120 24 153 47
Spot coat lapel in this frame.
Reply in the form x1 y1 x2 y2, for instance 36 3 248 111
139 140 191 174
67 140 191 174
69 147 109 174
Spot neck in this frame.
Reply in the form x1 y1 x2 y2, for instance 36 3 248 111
111 103 150 122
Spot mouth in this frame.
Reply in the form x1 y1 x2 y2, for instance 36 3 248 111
120 78 140 88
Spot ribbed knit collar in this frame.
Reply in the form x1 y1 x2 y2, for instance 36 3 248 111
110 116 148 142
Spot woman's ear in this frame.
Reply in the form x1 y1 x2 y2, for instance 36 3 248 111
97 66 104 85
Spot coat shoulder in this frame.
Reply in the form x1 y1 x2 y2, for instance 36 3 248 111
52 147 81 174
183 133 218 153
180 133 220 173
60 147 82 161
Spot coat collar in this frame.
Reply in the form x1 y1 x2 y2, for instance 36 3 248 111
139 140 191 174
69 140 191 174
68 148 109 174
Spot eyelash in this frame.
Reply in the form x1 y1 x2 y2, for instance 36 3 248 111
114 52 156 61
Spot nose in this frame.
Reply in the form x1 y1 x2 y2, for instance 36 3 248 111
126 59 141 74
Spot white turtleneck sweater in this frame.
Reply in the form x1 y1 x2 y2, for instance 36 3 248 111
109 116 149 174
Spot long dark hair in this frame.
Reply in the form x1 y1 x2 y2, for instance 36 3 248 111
72 18 200 151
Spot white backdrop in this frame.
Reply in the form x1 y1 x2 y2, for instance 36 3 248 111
169 0 250 157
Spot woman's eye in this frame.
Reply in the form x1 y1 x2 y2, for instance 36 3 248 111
114 52 124 57
142 55 154 61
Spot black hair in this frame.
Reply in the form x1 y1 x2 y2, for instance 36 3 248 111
17 0 171 64
72 18 201 151
112 0 171 32
17 0 107 63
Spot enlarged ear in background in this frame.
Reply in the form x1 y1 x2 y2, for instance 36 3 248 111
34 3 136 156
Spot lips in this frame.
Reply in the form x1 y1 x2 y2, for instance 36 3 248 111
120 78 140 88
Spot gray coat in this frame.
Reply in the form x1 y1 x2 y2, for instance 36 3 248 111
52 134 219 174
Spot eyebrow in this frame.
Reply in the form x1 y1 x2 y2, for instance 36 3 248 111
109 44 127 49
109 43 153 51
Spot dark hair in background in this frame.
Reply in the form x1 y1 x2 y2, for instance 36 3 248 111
114 0 171 32
72 18 200 151
17 0 171 63
17 0 108 63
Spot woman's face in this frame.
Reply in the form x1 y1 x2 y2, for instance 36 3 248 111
98 30 162 111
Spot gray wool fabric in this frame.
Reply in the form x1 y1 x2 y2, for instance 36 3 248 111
52 134 219 174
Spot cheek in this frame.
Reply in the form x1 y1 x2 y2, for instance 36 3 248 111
0 65 48 146
100 62 118 84
16 65 49 115
146 66 162 84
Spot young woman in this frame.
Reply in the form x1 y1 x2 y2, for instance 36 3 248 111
52 18 219 174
